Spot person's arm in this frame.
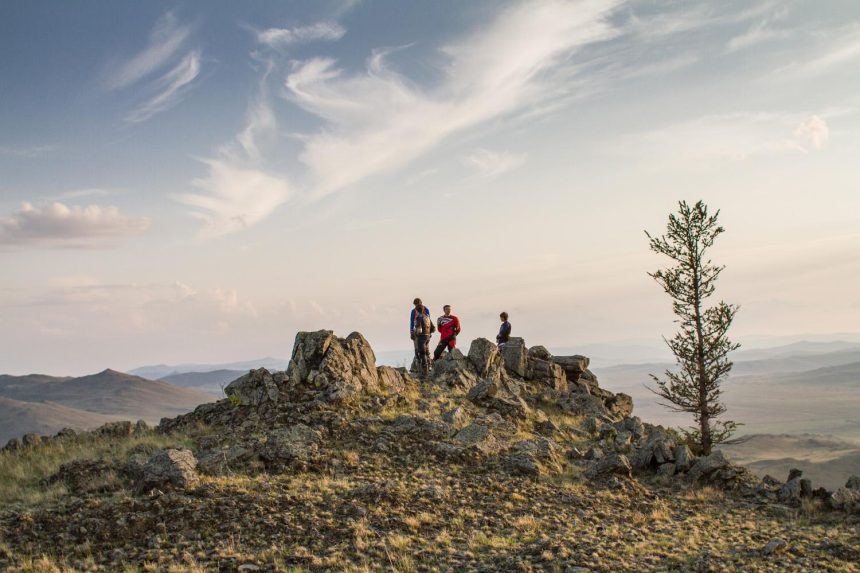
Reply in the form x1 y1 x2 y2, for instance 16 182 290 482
453 316 461 336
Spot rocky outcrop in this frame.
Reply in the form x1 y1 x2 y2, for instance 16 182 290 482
287 330 379 402
225 368 280 407
499 337 528 378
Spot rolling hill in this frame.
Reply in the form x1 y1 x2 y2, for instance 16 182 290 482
0 397 123 444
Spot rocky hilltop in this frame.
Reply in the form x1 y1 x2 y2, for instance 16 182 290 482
1 331 858 572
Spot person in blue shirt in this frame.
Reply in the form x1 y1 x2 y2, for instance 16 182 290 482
496 311 511 346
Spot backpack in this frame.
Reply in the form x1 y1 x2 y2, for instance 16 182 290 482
415 312 434 335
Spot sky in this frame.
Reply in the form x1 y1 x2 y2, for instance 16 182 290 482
1 0 859 376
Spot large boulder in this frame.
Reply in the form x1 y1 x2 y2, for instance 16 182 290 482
467 338 502 378
633 427 676 469
137 449 199 492
499 337 528 377
551 355 589 382
830 487 860 514
225 368 280 407
687 450 730 484
376 366 414 395
432 349 479 390
526 357 567 392
196 445 262 476
287 330 379 402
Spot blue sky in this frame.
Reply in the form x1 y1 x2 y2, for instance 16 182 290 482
2 1 859 374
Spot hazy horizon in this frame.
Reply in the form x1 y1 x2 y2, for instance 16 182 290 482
3 1 859 376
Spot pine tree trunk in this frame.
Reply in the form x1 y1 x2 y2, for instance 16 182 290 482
691 231 712 455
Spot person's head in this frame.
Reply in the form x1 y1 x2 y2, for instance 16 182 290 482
416 303 425 313
443 305 451 316
413 297 422 307
500 311 508 322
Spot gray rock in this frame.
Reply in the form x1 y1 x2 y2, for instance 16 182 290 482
605 393 634 418
225 368 279 407
527 345 552 361
499 337 528 377
585 446 604 461
138 448 199 491
196 445 261 476
787 468 803 481
559 393 607 417
845 475 860 490
551 355 590 383
830 487 860 513
389 415 453 441
526 357 567 392
485 395 530 421
504 438 564 476
687 450 730 483
673 444 694 473
431 348 473 377
453 423 499 455
761 538 787 556
658 463 676 477
778 478 802 503
55 428 77 440
467 378 499 403
633 428 676 469
257 424 322 470
585 452 632 480
376 366 414 394
467 338 502 377
4 437 22 451
441 406 472 430
22 433 42 448
287 330 379 402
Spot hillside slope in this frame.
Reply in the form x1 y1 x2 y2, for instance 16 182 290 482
0 397 123 443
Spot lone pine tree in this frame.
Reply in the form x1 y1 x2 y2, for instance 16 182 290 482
646 200 740 455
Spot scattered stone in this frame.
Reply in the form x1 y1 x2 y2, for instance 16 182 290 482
441 406 472 430
137 449 199 492
3 437 22 452
761 538 787 556
225 368 280 407
504 438 564 476
687 451 729 484
830 487 860 514
95 421 134 438
50 459 116 494
585 452 632 480
257 424 322 471
658 463 676 477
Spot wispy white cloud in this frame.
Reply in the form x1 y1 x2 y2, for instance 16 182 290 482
0 144 56 158
57 188 114 200
725 18 788 52
257 22 346 48
126 50 201 123
612 112 833 164
461 148 527 178
285 0 624 198
106 11 191 90
0 202 150 248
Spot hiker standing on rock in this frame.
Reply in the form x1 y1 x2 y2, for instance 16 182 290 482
433 305 461 361
497 311 511 346
410 299 435 375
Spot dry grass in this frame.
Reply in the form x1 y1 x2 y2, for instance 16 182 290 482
0 431 196 507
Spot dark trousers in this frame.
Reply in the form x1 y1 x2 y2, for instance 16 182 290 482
414 335 431 367
433 337 455 361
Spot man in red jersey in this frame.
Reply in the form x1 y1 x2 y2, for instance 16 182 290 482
433 304 461 361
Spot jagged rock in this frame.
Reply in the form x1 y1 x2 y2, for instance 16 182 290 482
287 330 379 402
432 348 473 376
4 437 22 451
504 438 564 476
95 421 134 438
467 378 499 402
50 459 116 494
658 463 676 477
673 444 694 473
585 446 604 461
605 393 634 418
633 428 675 469
453 422 499 455
585 452 632 480
55 428 77 440
830 488 860 513
687 450 729 483
499 337 528 377
133 420 149 435
138 449 199 492
467 338 502 377
526 357 567 392
376 366 414 394
485 395 529 421
441 406 471 430
582 416 604 436
225 368 279 407
800 479 812 498
551 355 590 382
527 345 552 361
787 468 803 481
22 433 42 448
844 475 860 490
535 418 560 436
197 445 261 476
389 416 453 441
778 478 802 503
620 416 645 439
761 538 787 556
559 393 608 417
258 424 322 471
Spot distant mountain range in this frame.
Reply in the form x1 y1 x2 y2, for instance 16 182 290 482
159 369 246 396
0 369 214 443
129 357 290 380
